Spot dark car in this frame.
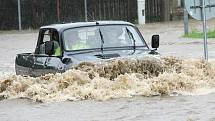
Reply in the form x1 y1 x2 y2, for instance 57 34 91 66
15 21 159 77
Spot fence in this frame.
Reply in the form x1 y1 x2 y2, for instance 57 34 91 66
145 0 163 22
0 0 137 30
145 0 184 23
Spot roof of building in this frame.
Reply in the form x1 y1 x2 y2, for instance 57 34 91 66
40 21 135 32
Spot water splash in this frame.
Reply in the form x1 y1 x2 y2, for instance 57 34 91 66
1 56 215 103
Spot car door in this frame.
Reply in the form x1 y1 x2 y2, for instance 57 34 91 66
29 29 65 76
30 55 64 76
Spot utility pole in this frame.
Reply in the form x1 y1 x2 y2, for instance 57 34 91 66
84 0 88 22
57 0 60 22
17 0 22 30
202 0 208 60
183 0 189 35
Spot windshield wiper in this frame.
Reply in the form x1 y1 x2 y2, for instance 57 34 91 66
126 27 136 50
99 28 104 54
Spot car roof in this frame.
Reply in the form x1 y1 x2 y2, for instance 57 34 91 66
40 21 135 32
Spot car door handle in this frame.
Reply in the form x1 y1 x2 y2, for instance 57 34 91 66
44 57 50 67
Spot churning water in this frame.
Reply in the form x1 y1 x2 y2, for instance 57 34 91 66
1 56 215 103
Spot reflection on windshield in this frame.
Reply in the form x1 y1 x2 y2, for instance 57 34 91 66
63 25 145 51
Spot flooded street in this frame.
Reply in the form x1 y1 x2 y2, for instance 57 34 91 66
1 20 215 121
1 95 215 121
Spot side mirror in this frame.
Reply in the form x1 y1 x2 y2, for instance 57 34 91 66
62 58 72 64
45 41 54 55
151 35 160 49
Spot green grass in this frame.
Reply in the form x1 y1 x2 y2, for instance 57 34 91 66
183 29 215 38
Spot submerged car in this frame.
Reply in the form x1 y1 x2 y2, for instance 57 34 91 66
15 21 160 77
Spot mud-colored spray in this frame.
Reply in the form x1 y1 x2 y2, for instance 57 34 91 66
1 56 215 103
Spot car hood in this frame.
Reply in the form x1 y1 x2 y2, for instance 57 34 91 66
65 49 152 65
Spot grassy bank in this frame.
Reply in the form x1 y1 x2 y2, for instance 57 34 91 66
183 30 215 38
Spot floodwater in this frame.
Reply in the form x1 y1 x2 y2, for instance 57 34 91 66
1 95 215 121
1 20 215 121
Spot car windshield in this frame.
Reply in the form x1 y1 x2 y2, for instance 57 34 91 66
63 25 146 51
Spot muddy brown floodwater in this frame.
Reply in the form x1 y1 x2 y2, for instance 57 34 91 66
0 20 215 121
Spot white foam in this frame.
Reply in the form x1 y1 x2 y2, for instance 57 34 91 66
1 56 215 103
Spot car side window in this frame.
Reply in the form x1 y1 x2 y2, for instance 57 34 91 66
43 30 51 42
38 29 61 56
